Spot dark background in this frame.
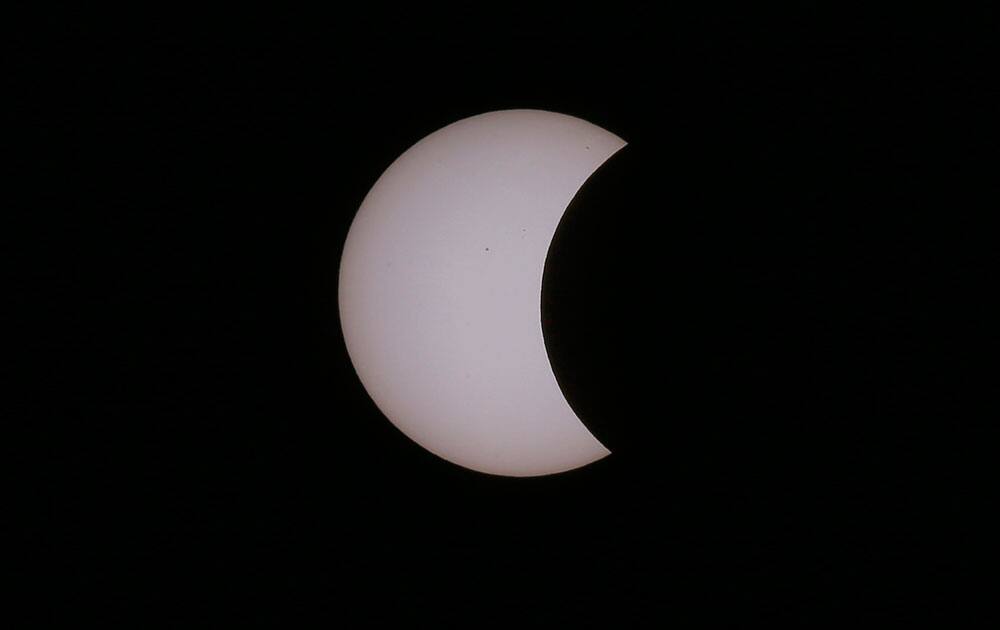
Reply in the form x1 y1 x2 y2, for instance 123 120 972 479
16 6 993 625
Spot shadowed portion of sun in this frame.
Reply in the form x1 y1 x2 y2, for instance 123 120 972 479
339 110 625 476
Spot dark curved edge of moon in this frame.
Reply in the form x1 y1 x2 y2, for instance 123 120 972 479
541 144 707 467
541 145 640 459
541 139 803 470
542 143 720 469
541 124 898 482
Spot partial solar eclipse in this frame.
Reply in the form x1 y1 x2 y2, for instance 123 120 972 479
339 110 626 476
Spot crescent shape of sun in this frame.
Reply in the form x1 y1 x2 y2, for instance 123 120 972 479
339 109 626 476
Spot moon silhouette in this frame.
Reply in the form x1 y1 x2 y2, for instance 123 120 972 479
338 110 626 476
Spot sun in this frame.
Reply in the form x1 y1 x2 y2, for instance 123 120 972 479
339 110 625 476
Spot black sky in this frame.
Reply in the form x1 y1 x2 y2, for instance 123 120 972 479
17 5 993 625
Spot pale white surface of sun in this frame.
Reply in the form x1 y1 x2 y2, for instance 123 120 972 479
339 109 625 476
